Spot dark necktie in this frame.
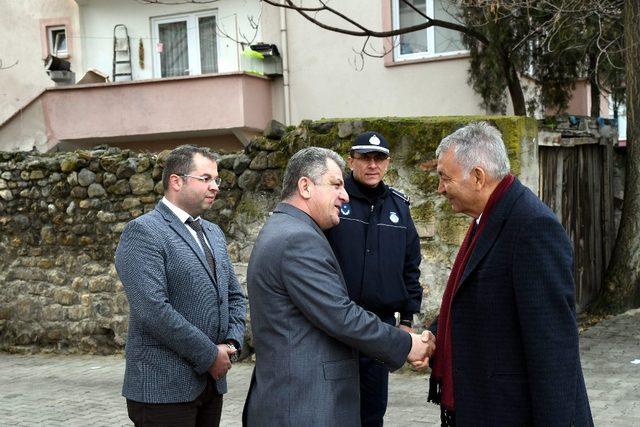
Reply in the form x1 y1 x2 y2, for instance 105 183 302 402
186 218 217 279
469 220 479 241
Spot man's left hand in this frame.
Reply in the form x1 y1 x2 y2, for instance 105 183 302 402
208 344 236 380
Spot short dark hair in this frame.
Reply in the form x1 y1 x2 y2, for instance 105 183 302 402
281 147 345 201
162 145 218 191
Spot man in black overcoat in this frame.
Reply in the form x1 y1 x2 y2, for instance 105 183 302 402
429 122 593 426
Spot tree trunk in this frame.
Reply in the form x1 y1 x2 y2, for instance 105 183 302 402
500 51 527 116
591 0 640 314
589 50 601 118
506 68 527 116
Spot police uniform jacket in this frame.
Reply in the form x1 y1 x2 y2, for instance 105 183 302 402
325 173 422 319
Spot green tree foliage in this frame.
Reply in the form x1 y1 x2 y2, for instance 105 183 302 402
459 1 624 116
460 5 529 115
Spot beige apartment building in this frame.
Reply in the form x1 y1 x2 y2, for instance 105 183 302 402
0 0 604 152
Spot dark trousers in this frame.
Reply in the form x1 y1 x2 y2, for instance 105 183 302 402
359 314 395 427
127 376 223 427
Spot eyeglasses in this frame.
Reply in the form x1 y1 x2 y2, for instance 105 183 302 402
352 153 389 163
180 174 222 186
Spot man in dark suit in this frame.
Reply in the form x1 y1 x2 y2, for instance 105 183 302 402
115 145 246 427
244 147 435 426
429 122 593 426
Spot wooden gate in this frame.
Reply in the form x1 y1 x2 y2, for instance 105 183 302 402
538 132 616 311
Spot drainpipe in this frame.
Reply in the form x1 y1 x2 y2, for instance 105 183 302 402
279 7 291 125
235 13 241 72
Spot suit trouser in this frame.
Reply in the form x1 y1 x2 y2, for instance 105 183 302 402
126 375 223 427
359 314 395 427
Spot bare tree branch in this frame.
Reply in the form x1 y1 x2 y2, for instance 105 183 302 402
399 0 429 20
262 0 490 44
215 9 262 47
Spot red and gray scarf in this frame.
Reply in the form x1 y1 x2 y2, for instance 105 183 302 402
428 174 515 410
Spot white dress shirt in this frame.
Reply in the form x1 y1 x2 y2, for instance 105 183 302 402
161 197 212 253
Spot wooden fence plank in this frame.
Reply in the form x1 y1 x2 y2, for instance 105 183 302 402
539 141 614 311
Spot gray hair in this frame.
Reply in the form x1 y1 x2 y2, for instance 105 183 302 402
162 145 219 191
436 121 510 179
281 147 345 200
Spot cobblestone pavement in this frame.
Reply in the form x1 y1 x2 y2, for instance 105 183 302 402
2 309 639 426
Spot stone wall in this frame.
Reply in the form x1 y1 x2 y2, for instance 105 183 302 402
0 116 537 354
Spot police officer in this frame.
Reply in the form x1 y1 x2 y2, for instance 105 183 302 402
325 131 422 427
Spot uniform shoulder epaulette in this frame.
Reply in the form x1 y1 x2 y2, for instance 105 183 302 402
390 187 411 205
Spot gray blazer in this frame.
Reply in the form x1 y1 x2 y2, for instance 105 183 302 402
244 203 411 426
115 201 245 404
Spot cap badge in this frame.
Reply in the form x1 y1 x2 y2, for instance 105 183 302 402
389 212 399 223
369 135 381 146
340 203 352 216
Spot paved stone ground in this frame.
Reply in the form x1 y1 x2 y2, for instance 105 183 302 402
2 309 639 426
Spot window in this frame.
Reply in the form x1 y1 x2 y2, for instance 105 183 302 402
39 18 72 60
48 25 68 57
151 11 218 78
391 0 466 62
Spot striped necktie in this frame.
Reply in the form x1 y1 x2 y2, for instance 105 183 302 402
186 218 217 278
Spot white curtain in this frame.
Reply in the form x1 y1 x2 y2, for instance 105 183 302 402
399 0 428 54
159 21 189 77
199 16 218 74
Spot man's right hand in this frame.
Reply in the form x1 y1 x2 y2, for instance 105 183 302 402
208 344 237 380
407 331 435 370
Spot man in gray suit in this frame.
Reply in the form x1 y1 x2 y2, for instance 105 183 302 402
243 147 434 426
115 145 246 427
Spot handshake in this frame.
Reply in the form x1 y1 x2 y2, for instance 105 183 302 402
407 330 436 370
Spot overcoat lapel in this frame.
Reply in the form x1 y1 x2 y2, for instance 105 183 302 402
156 202 218 285
458 179 525 287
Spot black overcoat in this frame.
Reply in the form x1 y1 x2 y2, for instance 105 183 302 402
430 178 593 426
